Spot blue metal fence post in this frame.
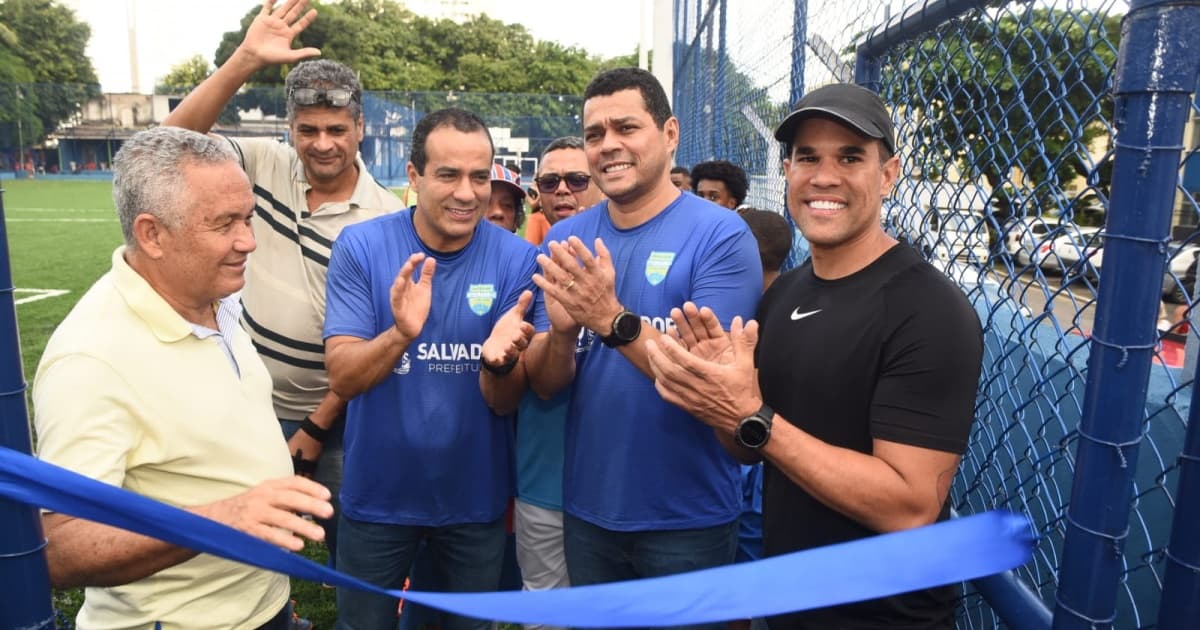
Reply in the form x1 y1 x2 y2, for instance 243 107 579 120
0 186 56 628
714 0 728 160
1159 357 1200 628
1155 11 1200 624
789 0 807 107
1052 0 1200 627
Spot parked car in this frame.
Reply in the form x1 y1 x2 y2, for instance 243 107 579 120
1029 228 1199 299
1002 216 1090 268
1004 216 1056 266
1033 227 1103 279
885 181 992 264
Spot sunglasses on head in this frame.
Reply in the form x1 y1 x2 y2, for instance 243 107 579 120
535 172 591 194
289 87 358 107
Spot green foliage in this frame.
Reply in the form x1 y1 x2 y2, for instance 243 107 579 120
156 54 213 94
0 0 99 146
209 0 625 121
889 8 1121 218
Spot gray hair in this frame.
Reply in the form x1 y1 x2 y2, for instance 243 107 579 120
285 60 363 122
112 126 238 246
541 136 585 162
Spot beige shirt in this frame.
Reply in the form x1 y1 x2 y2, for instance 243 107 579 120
34 247 292 630
228 137 404 420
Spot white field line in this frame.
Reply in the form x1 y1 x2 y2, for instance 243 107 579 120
13 289 70 305
5 218 114 223
7 207 111 212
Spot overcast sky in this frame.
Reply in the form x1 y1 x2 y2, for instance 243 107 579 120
66 0 646 94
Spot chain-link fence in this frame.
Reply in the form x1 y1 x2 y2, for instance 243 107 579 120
675 0 1200 627
0 87 583 185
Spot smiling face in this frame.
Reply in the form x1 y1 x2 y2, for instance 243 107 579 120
408 126 493 251
783 116 899 255
290 107 363 186
158 160 257 306
582 89 678 207
538 147 603 225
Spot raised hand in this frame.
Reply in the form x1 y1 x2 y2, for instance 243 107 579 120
646 316 762 432
532 236 621 333
239 0 321 67
481 290 536 368
669 302 733 363
390 253 436 342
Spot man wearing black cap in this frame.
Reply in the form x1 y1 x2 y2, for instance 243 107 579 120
645 83 983 629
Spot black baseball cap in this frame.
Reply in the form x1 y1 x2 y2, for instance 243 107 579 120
773 83 896 155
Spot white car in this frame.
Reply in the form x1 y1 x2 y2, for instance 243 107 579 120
1032 227 1103 279
1003 216 1086 267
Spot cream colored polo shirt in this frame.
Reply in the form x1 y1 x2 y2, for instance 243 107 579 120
34 247 292 629
227 137 404 420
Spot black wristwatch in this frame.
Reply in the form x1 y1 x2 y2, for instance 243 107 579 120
734 404 775 449
600 309 641 348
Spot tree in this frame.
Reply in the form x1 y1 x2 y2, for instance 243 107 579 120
0 0 99 146
204 0 619 155
890 8 1121 219
156 54 213 94
209 0 610 100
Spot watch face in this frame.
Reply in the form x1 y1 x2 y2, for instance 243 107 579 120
737 418 769 448
614 311 641 341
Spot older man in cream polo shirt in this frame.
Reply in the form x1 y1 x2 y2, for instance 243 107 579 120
33 126 332 629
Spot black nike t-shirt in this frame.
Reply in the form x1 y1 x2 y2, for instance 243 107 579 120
755 243 983 630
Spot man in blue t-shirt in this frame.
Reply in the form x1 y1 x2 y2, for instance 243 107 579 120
324 108 539 630
524 68 761 619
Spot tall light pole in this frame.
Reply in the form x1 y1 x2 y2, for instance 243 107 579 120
14 86 23 177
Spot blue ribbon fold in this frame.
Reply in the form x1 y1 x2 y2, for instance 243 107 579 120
0 447 1033 626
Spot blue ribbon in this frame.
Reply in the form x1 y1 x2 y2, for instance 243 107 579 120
0 447 1034 626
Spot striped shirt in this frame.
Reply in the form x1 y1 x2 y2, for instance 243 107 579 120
227 137 404 420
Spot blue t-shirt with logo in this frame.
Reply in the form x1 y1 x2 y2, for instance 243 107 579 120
539 193 761 530
324 209 539 526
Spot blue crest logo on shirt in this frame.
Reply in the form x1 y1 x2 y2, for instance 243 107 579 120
645 251 676 286
393 352 411 375
467 284 497 316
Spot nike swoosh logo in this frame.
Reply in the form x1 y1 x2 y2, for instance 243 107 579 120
791 308 822 321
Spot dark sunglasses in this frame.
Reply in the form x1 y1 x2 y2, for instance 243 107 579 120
289 87 359 107
535 172 591 194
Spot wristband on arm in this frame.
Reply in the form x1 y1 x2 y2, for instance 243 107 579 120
299 416 332 444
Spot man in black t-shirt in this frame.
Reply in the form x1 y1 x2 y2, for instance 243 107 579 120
646 84 983 629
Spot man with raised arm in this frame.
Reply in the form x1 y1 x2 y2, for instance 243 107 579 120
646 83 984 629
163 0 404 564
34 126 332 629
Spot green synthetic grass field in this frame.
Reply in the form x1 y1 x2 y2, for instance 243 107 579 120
3 177 338 627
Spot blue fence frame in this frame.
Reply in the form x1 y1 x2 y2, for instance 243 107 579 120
0 185 55 627
675 0 1200 626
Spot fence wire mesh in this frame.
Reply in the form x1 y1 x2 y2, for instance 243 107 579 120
676 0 1199 627
0 87 582 185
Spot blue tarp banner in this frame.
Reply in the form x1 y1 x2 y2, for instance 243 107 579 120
0 447 1034 626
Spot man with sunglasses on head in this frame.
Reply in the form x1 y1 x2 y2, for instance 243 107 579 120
163 0 403 572
522 69 760 620
512 136 602 625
